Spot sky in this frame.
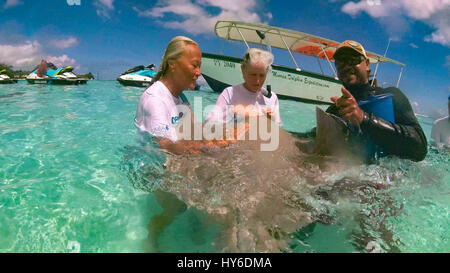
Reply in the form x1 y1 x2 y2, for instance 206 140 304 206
0 0 449 117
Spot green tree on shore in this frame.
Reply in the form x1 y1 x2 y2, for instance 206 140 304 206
0 63 14 78
78 72 95 79
0 63 32 78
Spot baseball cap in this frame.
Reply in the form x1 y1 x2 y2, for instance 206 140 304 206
333 40 368 60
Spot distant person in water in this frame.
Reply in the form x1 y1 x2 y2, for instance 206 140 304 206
431 95 450 148
206 48 283 126
326 40 427 161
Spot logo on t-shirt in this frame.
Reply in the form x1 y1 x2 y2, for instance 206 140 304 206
171 112 184 125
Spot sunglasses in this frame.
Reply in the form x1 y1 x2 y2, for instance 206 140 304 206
334 55 366 67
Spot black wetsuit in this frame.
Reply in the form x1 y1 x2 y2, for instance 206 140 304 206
325 83 427 161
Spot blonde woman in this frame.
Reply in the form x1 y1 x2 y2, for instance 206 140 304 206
206 48 283 125
135 36 206 251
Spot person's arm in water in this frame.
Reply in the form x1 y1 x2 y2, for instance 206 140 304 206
155 139 205 155
156 119 234 155
330 86 427 161
156 138 197 155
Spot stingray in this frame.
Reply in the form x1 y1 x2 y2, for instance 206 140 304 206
296 107 370 159
122 108 392 252
151 109 369 252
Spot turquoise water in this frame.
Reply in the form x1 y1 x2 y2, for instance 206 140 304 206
0 81 448 253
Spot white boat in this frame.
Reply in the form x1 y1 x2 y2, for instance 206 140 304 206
201 21 405 104
117 64 156 87
0 69 17 84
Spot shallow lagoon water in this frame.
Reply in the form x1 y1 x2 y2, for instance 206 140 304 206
0 80 448 252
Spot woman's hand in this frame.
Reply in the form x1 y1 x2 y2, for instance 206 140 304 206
231 105 262 118
261 106 274 119
158 138 235 155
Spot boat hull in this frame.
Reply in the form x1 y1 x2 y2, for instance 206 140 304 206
117 72 154 88
117 78 152 87
26 78 87 85
0 79 18 84
201 53 342 104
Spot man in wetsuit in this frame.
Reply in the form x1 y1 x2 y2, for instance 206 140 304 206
327 40 427 161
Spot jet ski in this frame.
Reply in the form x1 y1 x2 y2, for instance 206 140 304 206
26 60 88 85
0 69 18 84
117 64 156 87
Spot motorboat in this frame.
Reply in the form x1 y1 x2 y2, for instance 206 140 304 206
201 21 405 104
26 60 88 85
117 64 156 87
0 69 18 84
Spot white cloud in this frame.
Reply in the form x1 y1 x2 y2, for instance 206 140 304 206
135 1 203 18
134 0 271 35
342 0 401 18
95 0 115 19
47 54 79 70
198 0 257 12
339 0 450 47
424 10 450 46
0 41 79 70
409 43 419 49
402 0 447 20
0 41 42 69
98 0 114 10
49 36 79 49
4 0 23 9
341 0 448 19
411 101 420 114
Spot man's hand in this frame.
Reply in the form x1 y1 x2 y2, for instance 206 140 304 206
330 86 365 126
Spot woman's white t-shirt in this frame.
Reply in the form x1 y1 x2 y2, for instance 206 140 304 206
205 84 283 125
134 81 190 142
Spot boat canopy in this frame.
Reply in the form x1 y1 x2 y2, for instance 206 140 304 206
214 21 404 66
